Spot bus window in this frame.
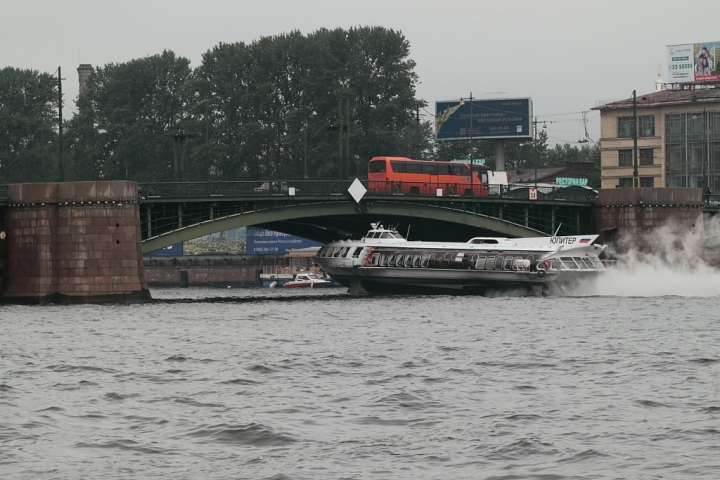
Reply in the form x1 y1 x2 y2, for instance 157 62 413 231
406 162 423 173
390 161 406 173
368 160 386 173
494 256 504 269
422 163 438 174
481 173 488 184
452 164 469 176
438 164 452 175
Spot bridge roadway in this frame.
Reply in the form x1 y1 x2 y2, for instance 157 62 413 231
135 180 597 253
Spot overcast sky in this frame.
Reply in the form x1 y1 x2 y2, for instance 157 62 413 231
3 0 720 147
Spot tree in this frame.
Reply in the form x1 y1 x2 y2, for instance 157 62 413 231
193 27 425 181
0 67 58 183
67 50 193 181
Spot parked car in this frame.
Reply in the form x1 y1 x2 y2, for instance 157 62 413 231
253 181 298 194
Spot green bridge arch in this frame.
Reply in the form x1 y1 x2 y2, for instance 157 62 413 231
141 199 546 254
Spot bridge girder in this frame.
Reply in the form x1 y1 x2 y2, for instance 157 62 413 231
141 199 545 253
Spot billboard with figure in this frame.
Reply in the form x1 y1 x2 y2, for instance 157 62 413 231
435 98 532 141
667 42 720 83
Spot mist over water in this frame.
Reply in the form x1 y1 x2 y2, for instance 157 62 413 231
2 287 720 479
577 223 720 297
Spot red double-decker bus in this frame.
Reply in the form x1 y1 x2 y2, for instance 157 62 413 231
367 156 489 196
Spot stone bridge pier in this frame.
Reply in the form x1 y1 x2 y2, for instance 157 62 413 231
1 181 151 304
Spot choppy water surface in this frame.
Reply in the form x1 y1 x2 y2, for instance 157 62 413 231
2 287 720 479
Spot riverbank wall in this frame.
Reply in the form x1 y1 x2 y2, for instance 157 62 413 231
145 265 262 287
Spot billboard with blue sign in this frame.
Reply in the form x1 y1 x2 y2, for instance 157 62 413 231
146 243 183 257
246 228 322 254
435 98 533 141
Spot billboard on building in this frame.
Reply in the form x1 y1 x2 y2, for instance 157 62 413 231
435 98 532 141
246 228 322 254
667 42 720 83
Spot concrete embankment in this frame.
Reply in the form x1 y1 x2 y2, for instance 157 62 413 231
144 265 262 287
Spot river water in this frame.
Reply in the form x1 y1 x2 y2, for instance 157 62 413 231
2 279 720 479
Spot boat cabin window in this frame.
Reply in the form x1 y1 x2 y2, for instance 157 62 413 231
421 254 431 268
582 257 596 268
371 253 380 265
550 259 561 270
503 257 514 270
560 257 578 269
378 253 387 266
317 246 328 257
412 255 421 267
403 254 412 267
469 238 499 245
494 256 504 270
388 254 396 267
380 232 393 239
475 256 486 269
352 248 361 258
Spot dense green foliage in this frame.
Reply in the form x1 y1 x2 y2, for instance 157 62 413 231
1 28 599 185
0 67 58 183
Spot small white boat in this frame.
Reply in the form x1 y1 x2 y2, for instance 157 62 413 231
283 273 332 288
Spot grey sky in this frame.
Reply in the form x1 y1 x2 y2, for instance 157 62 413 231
3 0 720 148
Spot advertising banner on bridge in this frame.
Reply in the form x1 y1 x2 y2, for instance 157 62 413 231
145 243 184 257
667 42 720 83
435 98 532 141
246 228 321 254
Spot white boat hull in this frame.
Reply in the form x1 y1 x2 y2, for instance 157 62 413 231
313 224 606 296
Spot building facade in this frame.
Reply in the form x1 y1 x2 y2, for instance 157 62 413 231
594 87 720 191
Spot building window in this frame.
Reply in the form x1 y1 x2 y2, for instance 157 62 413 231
618 178 633 188
640 148 654 165
640 177 654 187
639 116 655 137
618 117 634 138
618 149 632 166
617 115 655 138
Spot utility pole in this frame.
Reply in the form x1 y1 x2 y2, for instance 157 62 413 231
304 114 308 179
632 90 638 188
338 98 343 180
337 97 351 180
469 92 473 192
58 67 64 182
345 98 350 177
703 108 707 192
205 93 210 180
534 117 538 189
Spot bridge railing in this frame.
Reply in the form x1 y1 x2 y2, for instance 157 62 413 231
137 180 598 202
138 180 358 198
